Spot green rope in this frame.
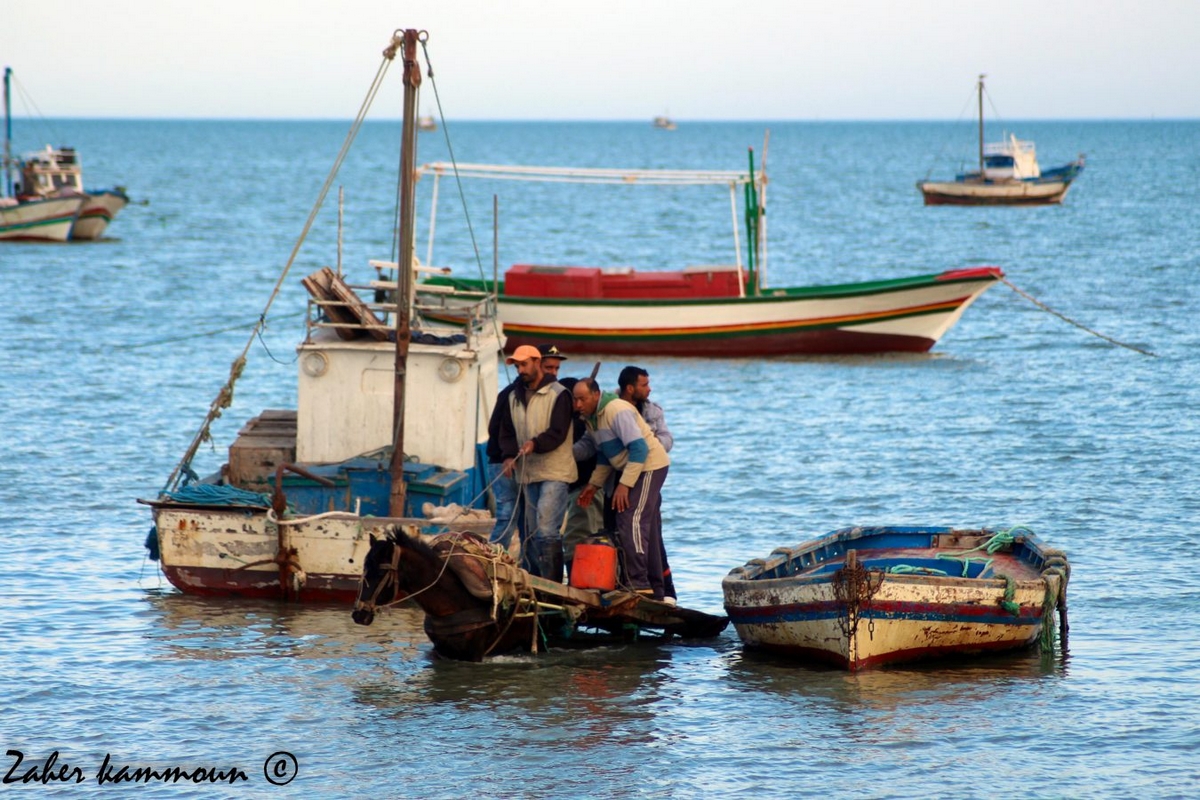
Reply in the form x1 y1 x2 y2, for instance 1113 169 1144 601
1039 581 1059 651
935 529 1017 576
886 565 949 576
995 572 1020 616
165 484 270 507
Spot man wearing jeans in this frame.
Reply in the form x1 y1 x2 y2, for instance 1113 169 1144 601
497 345 576 582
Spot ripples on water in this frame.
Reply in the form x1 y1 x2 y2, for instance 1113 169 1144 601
2 119 1199 798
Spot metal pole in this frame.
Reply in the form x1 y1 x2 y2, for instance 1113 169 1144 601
977 74 985 177
425 170 440 268
493 194 499 304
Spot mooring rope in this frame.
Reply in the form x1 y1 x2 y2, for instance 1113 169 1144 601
1001 277 1157 357
161 35 403 494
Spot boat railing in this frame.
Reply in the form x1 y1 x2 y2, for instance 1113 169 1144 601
304 274 497 345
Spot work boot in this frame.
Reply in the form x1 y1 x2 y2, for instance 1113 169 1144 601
538 540 564 584
523 536 543 577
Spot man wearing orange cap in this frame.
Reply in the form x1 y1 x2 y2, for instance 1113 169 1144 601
497 344 577 582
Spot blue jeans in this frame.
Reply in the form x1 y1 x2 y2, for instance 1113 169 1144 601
487 462 521 549
521 480 569 571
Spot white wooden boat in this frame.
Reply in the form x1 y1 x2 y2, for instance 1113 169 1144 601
414 161 1003 356
17 144 129 239
918 75 1084 206
723 526 1070 671
140 31 503 602
1 68 128 241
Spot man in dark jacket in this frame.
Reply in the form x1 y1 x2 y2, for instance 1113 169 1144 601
485 376 522 551
496 345 577 582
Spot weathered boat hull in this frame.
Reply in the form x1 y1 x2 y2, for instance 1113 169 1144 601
421 267 1003 357
71 189 129 240
150 502 387 602
723 526 1069 671
0 195 84 241
147 502 493 603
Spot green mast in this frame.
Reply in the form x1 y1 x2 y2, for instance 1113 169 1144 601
3 67 12 198
744 147 761 295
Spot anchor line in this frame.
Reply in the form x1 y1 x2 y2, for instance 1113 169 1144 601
1000 278 1156 357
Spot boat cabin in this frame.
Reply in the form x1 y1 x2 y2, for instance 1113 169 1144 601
979 135 1041 181
19 145 84 198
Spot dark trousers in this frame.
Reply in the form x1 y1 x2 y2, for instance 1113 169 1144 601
613 467 668 598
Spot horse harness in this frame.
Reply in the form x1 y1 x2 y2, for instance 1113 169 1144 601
354 541 403 616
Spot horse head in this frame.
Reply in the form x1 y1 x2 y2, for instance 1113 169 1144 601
351 532 403 626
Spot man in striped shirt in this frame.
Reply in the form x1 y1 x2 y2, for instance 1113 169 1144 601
572 378 671 600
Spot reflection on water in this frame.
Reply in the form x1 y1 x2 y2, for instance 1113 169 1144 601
4 119 1200 798
142 591 430 662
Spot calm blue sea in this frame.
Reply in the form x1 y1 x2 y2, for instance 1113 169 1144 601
2 117 1198 798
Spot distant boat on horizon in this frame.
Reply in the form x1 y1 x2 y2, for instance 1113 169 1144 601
652 114 677 131
917 75 1084 206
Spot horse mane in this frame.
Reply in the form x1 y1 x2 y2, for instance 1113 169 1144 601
386 525 438 560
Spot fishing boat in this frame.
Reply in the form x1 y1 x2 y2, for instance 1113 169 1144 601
917 75 1085 206
722 525 1070 671
139 30 503 602
653 114 677 131
414 161 1004 357
0 67 128 241
18 144 129 239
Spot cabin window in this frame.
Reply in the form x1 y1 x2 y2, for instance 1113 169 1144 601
984 155 1015 169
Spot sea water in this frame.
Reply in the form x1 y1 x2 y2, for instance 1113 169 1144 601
1 118 1198 798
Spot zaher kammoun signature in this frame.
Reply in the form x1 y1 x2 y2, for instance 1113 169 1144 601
3 749 299 787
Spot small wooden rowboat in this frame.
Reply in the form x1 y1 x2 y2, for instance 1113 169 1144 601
722 526 1069 671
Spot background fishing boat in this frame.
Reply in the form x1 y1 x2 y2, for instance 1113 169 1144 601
723 525 1070 671
918 75 1085 206
17 144 129 239
1 67 128 241
415 160 1003 356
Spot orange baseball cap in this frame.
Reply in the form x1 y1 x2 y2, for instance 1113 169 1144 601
505 344 543 365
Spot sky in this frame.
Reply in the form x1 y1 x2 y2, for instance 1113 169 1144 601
5 0 1199 121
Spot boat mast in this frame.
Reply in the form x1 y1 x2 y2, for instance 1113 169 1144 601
977 73 985 177
389 29 422 518
745 147 759 295
3 67 12 197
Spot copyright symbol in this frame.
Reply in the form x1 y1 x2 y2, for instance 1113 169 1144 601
263 751 298 786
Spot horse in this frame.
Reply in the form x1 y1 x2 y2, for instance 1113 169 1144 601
351 526 537 661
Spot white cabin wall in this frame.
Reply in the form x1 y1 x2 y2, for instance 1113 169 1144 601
295 334 501 470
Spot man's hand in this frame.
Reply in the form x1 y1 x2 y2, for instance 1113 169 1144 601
578 484 597 507
519 440 535 457
502 457 517 478
611 484 630 513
